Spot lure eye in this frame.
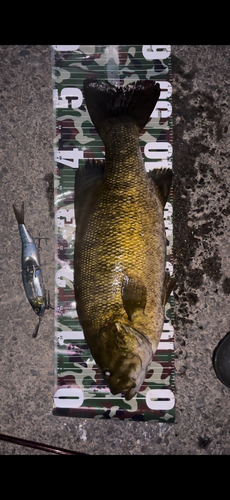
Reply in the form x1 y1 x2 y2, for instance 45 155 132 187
103 369 111 378
34 307 39 313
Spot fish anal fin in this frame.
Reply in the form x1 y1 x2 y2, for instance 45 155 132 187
148 168 172 207
121 275 147 321
162 271 176 306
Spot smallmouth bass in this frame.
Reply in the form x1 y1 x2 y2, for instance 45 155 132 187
74 79 176 400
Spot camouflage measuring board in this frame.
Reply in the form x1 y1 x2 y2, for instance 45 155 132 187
52 45 175 422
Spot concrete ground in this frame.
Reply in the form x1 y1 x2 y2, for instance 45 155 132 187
1 45 230 454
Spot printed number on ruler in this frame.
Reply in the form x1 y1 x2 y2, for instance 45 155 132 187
141 45 172 175
54 148 84 169
56 209 75 228
145 142 172 171
142 45 171 60
56 268 74 288
53 88 83 109
156 81 172 100
52 45 80 51
146 389 175 410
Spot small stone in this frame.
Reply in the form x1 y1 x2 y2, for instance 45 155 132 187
30 369 38 376
196 397 204 409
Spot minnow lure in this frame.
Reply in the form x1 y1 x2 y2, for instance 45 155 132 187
13 202 53 338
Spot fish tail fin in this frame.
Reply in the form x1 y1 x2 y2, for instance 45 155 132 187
13 202 24 225
83 79 160 135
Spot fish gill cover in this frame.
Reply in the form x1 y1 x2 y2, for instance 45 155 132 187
52 45 175 421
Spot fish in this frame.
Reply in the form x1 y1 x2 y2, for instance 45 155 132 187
13 202 52 338
74 79 176 400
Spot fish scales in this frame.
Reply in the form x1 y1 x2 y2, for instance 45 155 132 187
74 79 175 400
77 121 164 333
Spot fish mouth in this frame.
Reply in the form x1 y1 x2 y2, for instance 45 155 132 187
121 351 152 400
123 385 137 401
121 378 137 401
109 376 137 400
109 350 150 400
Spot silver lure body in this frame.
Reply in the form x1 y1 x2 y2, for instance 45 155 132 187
18 223 46 317
13 202 46 320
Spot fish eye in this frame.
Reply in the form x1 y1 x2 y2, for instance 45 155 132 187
103 369 111 378
34 307 39 313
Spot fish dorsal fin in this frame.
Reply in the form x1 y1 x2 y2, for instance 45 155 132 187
147 168 172 207
121 275 147 321
162 271 176 306
74 159 105 214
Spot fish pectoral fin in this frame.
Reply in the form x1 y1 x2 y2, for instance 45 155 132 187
147 168 172 207
121 275 147 321
162 271 176 306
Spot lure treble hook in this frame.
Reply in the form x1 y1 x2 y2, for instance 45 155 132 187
34 233 49 251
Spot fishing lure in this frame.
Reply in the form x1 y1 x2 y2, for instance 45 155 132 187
13 202 53 338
